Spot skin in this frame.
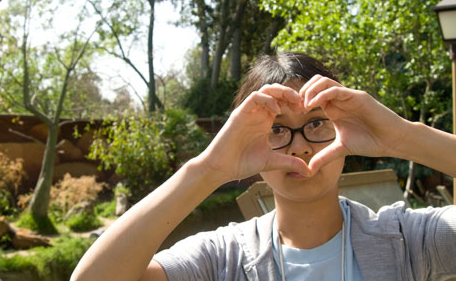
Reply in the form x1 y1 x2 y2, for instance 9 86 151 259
71 75 456 281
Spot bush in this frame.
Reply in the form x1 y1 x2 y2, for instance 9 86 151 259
15 211 58 235
65 211 102 232
0 152 26 217
94 199 116 218
89 108 209 203
50 174 106 214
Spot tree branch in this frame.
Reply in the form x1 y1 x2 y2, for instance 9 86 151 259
8 128 45 146
22 0 52 127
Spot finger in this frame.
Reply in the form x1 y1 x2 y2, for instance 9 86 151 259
259 83 301 104
299 74 323 100
301 76 343 110
307 87 357 111
264 152 310 176
241 91 281 115
308 142 348 176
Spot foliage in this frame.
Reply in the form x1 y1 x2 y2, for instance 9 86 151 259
0 235 94 280
0 152 26 217
89 108 209 202
94 199 117 218
260 0 451 129
65 211 102 232
50 174 106 214
196 189 245 213
15 211 58 235
181 77 238 117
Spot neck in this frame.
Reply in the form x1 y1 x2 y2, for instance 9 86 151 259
274 190 343 249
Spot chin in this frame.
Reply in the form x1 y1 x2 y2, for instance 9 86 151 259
272 179 338 203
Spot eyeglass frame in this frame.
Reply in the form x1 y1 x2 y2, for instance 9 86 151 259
270 118 336 150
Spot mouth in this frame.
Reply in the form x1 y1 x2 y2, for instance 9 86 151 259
286 172 309 179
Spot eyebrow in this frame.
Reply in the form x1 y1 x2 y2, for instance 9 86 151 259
275 107 322 119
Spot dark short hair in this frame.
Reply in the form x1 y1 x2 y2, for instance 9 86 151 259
232 52 338 108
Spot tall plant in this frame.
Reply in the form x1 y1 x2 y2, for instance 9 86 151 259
89 109 209 203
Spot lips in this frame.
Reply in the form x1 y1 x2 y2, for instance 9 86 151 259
286 172 307 179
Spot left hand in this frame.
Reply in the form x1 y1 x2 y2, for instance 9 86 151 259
300 75 408 176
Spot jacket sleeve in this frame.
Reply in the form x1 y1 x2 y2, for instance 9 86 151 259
429 206 456 280
153 223 247 281
153 230 225 281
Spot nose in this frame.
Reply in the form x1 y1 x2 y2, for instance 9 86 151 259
287 131 313 156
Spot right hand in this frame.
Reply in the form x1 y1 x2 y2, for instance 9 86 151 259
197 83 311 182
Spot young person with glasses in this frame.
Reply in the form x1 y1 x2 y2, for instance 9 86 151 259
71 52 456 281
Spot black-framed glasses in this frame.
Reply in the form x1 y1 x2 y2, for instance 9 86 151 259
269 118 336 150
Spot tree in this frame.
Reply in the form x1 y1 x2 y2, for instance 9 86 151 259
87 0 163 113
4 0 99 222
261 0 452 194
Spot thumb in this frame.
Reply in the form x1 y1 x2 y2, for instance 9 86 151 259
264 152 310 176
308 142 347 176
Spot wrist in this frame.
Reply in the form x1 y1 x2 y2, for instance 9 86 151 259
185 153 232 189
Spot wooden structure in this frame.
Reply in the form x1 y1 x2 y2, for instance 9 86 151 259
236 169 409 220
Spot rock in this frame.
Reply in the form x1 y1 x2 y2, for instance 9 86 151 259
0 142 60 183
89 229 105 239
76 129 96 156
28 123 61 143
115 193 128 216
0 217 11 237
65 200 93 219
53 162 103 183
10 228 51 249
56 139 83 161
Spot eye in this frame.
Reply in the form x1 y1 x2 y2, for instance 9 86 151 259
308 119 325 130
270 126 287 135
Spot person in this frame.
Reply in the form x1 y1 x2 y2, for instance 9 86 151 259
70 52 456 281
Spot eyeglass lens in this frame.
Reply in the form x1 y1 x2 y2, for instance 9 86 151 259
269 119 336 150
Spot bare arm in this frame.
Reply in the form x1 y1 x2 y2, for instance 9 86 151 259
393 120 456 178
70 157 226 281
301 75 456 177
70 84 308 281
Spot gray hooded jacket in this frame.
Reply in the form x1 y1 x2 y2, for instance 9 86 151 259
155 198 456 281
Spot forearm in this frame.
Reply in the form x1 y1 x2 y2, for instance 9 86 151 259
70 156 227 281
393 121 456 177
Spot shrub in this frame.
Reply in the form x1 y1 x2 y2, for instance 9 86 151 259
94 199 116 218
15 211 58 235
89 108 209 203
50 173 106 214
0 152 26 216
65 211 102 232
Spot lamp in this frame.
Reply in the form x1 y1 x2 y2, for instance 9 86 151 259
432 0 456 203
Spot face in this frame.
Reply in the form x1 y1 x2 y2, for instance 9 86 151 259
260 84 345 203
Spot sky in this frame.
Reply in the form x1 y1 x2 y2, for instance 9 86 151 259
0 0 199 102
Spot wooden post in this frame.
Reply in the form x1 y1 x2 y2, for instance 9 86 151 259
451 44 456 204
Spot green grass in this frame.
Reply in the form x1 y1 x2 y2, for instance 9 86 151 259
196 189 245 213
0 235 95 280
94 199 117 218
15 212 58 235
65 212 103 232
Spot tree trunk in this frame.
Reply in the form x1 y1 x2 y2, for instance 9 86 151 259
29 124 58 218
229 0 246 82
196 0 210 78
210 0 230 88
262 17 284 55
148 0 157 112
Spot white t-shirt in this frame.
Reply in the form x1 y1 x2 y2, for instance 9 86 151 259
272 200 364 281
